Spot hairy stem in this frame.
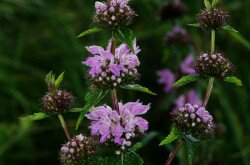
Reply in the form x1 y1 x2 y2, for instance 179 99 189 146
165 139 183 165
58 114 72 141
203 30 216 107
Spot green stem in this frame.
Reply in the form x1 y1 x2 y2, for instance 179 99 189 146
203 30 216 107
58 114 72 141
211 30 215 54
121 152 124 165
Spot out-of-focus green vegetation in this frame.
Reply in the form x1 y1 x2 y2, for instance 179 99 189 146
0 0 249 164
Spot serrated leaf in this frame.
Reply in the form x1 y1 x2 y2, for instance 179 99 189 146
130 142 143 152
212 0 219 7
77 27 103 38
204 0 211 9
45 71 55 85
187 23 200 28
20 112 50 121
114 28 134 53
224 76 243 86
174 75 202 87
222 25 238 33
76 90 109 130
55 72 64 89
159 124 180 146
121 84 157 95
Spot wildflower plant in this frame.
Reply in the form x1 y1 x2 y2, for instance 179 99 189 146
160 0 243 164
22 0 156 164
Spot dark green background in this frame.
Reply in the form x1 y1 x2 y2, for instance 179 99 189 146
0 0 249 164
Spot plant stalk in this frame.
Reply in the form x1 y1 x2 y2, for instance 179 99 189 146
165 139 183 165
203 30 216 107
111 89 119 111
58 114 72 141
121 152 124 165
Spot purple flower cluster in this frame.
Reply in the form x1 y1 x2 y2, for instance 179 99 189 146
93 0 136 28
171 103 215 140
83 39 140 88
86 101 150 149
157 54 196 93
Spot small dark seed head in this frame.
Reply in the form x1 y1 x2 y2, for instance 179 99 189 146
197 8 230 30
41 90 75 115
192 52 236 79
158 0 188 21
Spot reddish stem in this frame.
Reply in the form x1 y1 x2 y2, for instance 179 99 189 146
165 139 183 165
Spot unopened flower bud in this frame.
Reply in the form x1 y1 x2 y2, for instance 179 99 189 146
197 8 230 30
41 90 75 115
192 52 236 79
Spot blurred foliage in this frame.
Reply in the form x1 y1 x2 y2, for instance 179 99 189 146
0 0 250 164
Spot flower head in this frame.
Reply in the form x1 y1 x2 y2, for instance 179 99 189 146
59 134 96 165
157 69 175 93
83 39 140 88
85 101 150 149
192 52 236 79
41 90 75 115
93 0 136 28
158 0 188 21
197 8 230 30
165 26 191 46
171 103 215 140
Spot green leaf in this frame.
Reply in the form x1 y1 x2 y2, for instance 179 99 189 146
76 89 109 130
45 71 55 85
120 84 157 95
185 141 200 165
212 0 219 7
187 23 200 28
174 75 202 87
204 0 211 9
224 76 243 86
20 112 50 121
55 72 64 89
159 124 180 146
222 25 238 33
77 27 103 38
130 142 143 152
114 28 134 53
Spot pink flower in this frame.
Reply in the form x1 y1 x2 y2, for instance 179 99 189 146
180 54 196 75
175 90 202 108
83 39 140 88
86 101 150 147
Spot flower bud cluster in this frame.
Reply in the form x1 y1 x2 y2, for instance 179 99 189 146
93 0 136 28
171 103 215 140
197 8 229 30
164 26 191 46
41 90 75 115
83 39 140 89
192 52 235 79
59 134 96 165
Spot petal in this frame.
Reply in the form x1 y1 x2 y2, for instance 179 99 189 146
86 46 104 54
